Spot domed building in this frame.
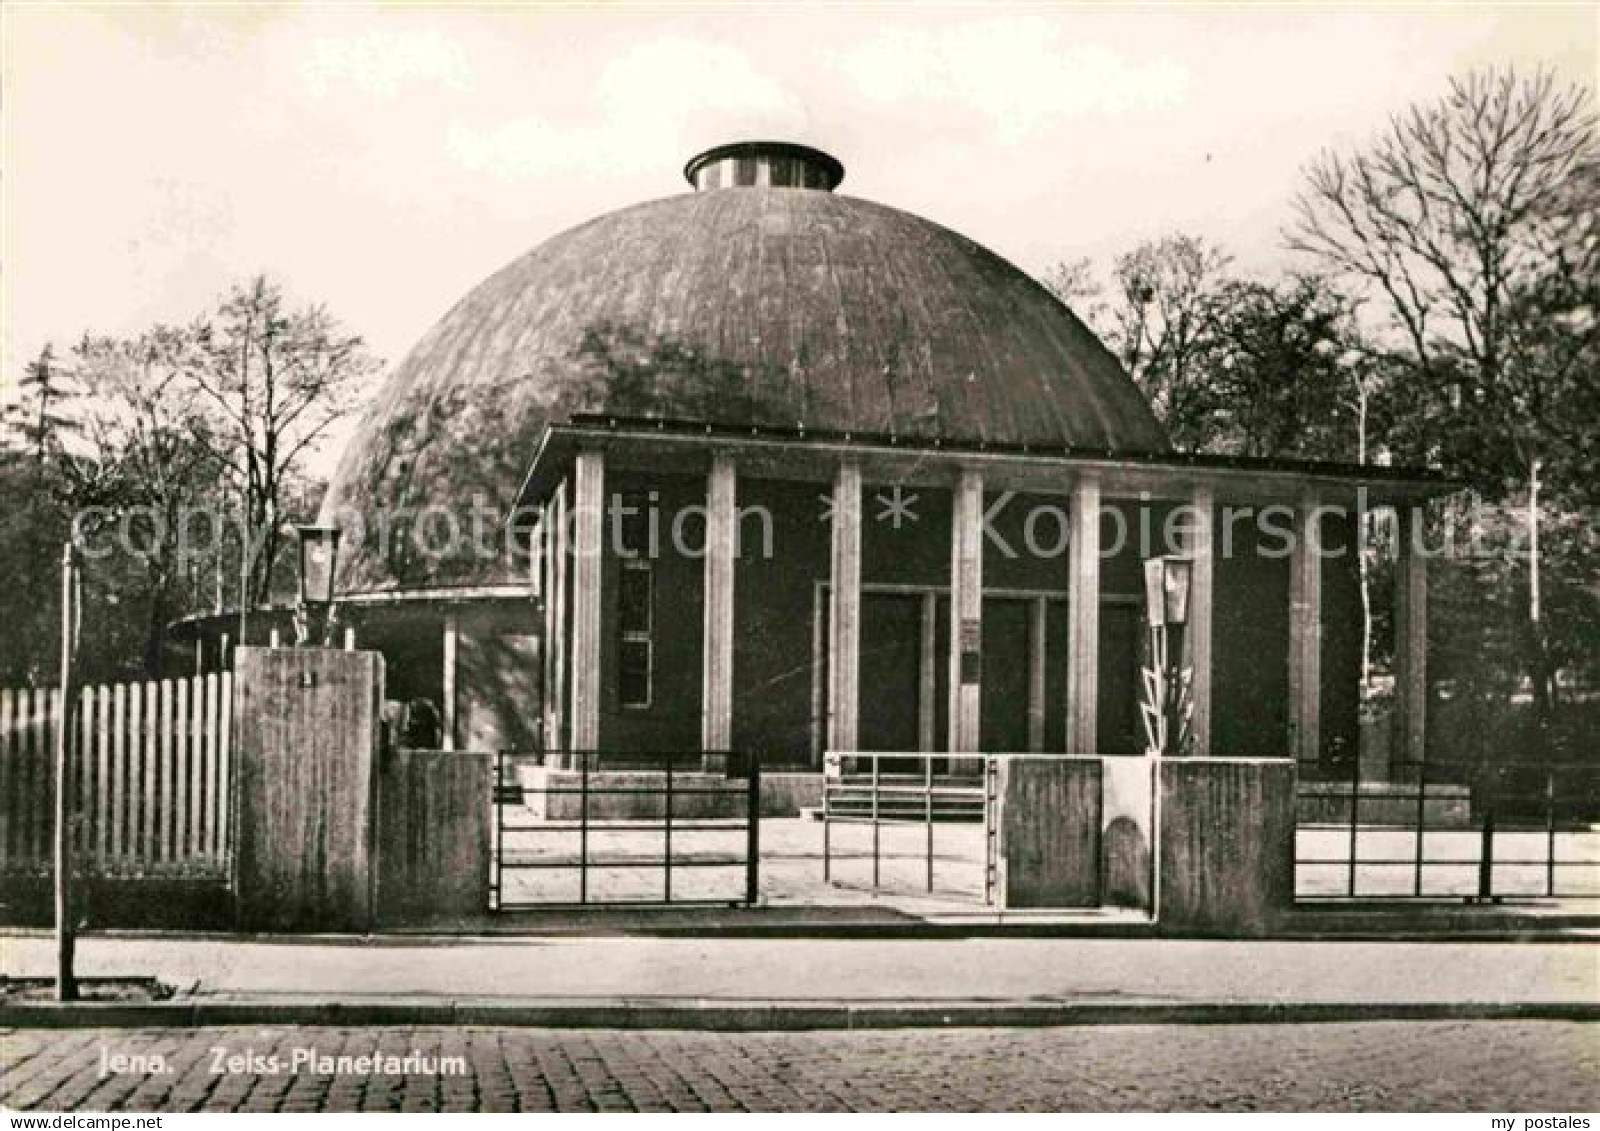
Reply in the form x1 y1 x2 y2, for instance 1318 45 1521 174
315 141 1447 778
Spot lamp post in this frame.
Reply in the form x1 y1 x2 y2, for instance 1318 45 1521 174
293 524 342 647
54 541 80 1000
1140 555 1194 758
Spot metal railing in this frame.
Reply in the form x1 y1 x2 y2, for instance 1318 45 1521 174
492 749 759 909
821 751 995 904
1296 755 1600 902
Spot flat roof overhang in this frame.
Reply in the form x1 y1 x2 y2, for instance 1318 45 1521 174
510 414 1463 515
166 584 535 638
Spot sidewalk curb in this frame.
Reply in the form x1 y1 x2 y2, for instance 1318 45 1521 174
5 920 1598 944
4 998 1597 1031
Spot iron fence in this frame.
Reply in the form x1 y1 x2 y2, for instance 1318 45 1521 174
491 749 759 909
1296 755 1600 902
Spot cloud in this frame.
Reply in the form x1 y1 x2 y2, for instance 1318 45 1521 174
446 114 578 181
826 17 1190 145
445 36 812 183
6 3 1589 422
598 36 809 140
300 27 473 100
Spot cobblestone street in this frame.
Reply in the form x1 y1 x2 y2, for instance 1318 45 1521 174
4 1022 1597 1112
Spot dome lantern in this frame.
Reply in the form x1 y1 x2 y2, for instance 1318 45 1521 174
684 140 845 191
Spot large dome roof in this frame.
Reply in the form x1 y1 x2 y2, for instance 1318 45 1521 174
321 152 1168 593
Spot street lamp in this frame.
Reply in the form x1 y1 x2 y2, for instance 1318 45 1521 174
293 524 342 647
1142 555 1193 628
1140 555 1194 757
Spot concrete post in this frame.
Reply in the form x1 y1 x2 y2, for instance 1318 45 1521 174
1393 505 1429 772
570 452 604 752
1288 492 1323 765
702 456 737 752
827 462 862 758
1066 476 1101 756
1186 485 1215 757
948 469 984 753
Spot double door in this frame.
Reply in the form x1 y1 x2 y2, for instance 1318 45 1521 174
846 587 1067 755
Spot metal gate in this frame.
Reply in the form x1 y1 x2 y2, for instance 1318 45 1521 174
492 749 760 909
820 751 997 904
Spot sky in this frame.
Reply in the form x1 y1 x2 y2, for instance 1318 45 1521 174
3 3 1594 471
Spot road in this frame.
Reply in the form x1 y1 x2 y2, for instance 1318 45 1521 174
4 1022 1597 1112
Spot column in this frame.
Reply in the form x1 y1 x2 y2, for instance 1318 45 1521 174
528 503 546 747
1066 475 1101 756
1186 485 1215 757
530 505 546 601
569 450 604 753
1392 504 1428 770
702 456 736 752
826 462 862 756
1288 491 1323 765
441 611 458 751
948 469 984 753
549 482 569 752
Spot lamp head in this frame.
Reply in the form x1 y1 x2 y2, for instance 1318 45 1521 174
295 524 342 607
1143 555 1193 627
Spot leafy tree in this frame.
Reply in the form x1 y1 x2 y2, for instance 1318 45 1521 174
67 329 224 672
5 346 78 466
0 435 72 685
1204 276 1362 460
2 276 378 680
1044 239 1375 462
0 347 148 684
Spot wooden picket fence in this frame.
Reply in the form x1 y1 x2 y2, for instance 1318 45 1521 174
0 673 233 878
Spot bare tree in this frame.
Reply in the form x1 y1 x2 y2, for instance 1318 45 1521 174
1041 256 1108 333
188 276 381 610
1104 234 1234 451
1288 64 1596 721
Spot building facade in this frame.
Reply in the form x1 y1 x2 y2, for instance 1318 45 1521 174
316 141 1448 775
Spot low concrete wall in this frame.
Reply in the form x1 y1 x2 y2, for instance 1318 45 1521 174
996 758 1102 909
1297 781 1471 828
0 876 233 930
376 749 492 927
522 768 749 820
502 763 820 819
760 772 823 817
456 607 541 754
1158 758 1295 937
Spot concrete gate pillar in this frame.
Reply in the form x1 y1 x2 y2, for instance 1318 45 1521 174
995 757 1102 908
232 647 384 933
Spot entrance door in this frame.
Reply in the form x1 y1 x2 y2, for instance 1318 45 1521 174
980 596 1032 752
857 592 924 752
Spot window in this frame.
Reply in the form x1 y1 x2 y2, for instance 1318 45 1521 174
618 561 653 708
615 489 655 710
